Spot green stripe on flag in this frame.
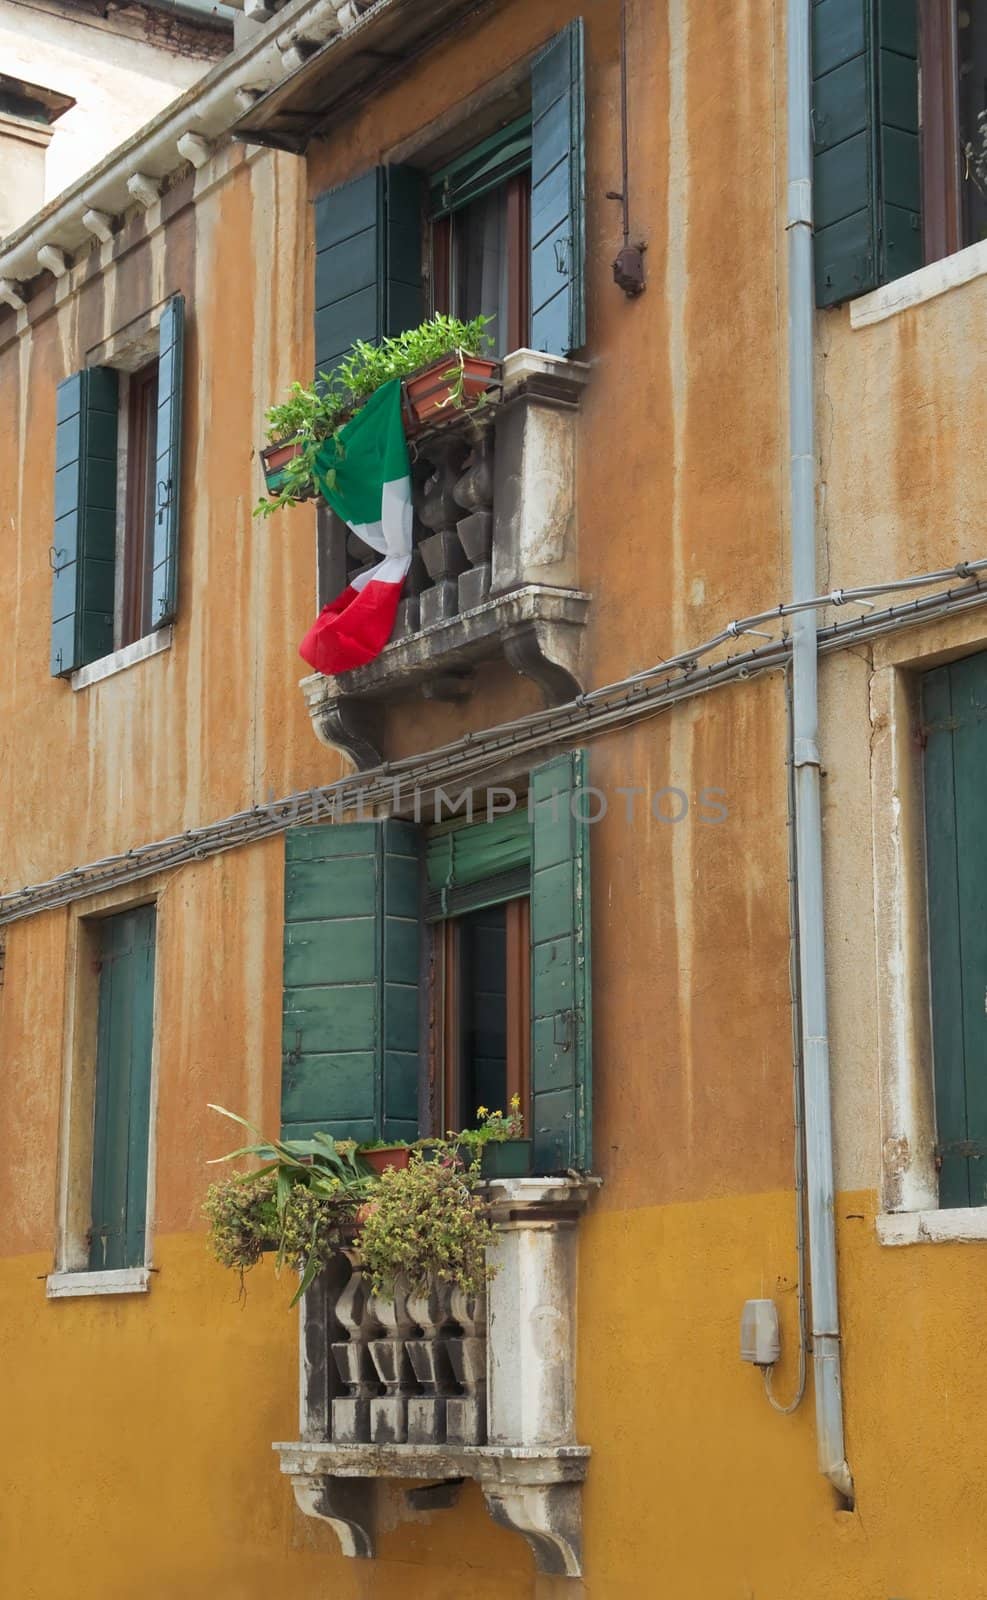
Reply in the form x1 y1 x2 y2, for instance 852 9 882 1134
313 379 410 529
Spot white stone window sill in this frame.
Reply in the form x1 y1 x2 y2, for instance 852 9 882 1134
70 626 173 690
46 1266 151 1298
876 1208 987 1246
850 238 987 328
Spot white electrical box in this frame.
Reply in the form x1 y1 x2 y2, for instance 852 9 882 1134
740 1298 781 1366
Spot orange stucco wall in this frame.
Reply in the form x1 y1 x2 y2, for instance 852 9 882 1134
3 0 987 1593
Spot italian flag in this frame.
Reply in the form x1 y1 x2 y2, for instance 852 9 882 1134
298 378 412 675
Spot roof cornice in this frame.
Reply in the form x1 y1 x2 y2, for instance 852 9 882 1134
0 0 370 291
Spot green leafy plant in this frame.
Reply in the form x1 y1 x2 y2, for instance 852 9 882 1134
452 1095 524 1158
357 1148 495 1297
203 1104 372 1302
253 313 494 520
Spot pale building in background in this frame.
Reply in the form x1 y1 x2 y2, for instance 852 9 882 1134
0 0 233 237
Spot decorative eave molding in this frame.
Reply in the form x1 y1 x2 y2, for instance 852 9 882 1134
0 0 355 291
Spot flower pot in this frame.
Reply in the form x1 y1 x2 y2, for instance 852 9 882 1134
403 352 501 433
260 435 305 492
359 1145 411 1175
480 1139 532 1179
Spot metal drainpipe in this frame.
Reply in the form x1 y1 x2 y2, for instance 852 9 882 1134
786 0 854 1506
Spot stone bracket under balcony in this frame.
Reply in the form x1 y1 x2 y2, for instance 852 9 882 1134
277 1176 598 1578
301 584 591 769
277 1442 591 1577
305 350 591 770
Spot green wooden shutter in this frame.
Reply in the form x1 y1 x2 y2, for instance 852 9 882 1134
922 654 987 1208
314 166 423 379
530 749 592 1173
281 820 421 1144
425 810 531 919
812 0 921 307
89 904 156 1271
50 367 117 677
530 19 586 357
150 293 185 626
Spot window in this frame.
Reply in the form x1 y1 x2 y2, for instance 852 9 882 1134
921 652 987 1208
429 117 532 357
312 20 585 373
50 294 185 678
280 751 592 1174
121 360 160 647
424 808 533 1128
812 2 987 306
921 0 987 261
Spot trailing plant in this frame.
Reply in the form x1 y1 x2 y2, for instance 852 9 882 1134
356 1147 495 1297
253 312 494 519
203 1104 372 1302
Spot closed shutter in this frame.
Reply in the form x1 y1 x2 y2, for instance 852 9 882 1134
425 810 532 919
281 820 421 1144
812 0 920 308
50 367 117 677
530 18 586 356
150 293 185 626
314 166 424 380
89 904 156 1271
922 654 987 1208
529 749 592 1172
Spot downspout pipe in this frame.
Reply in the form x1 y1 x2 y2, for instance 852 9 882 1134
786 0 854 1506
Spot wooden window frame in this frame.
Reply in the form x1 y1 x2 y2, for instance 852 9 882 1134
428 170 532 353
434 895 531 1133
919 0 963 262
121 359 159 648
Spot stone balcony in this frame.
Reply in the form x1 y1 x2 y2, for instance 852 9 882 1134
275 1176 597 1578
303 350 591 768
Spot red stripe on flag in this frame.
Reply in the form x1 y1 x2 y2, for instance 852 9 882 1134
298 576 404 675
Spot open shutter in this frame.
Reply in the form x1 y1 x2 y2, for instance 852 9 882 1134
50 367 117 677
314 165 423 380
89 905 156 1271
150 293 185 626
922 655 987 1209
530 18 586 356
281 820 421 1144
529 749 592 1173
812 0 920 307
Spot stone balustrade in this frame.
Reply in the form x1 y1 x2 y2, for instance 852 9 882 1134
277 1176 598 1577
327 1260 487 1447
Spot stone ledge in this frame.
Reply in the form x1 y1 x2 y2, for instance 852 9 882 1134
275 1441 590 1483
300 584 591 769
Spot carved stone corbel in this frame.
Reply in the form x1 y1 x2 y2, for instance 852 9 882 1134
310 697 383 771
482 1482 583 1578
501 618 584 704
291 1474 376 1559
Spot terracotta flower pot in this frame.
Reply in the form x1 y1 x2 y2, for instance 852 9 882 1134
359 1145 411 1175
403 352 501 433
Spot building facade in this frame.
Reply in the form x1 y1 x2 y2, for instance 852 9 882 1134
1 0 986 1594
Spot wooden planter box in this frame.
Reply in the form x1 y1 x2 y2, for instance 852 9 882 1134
259 435 316 499
480 1139 533 1179
402 352 502 434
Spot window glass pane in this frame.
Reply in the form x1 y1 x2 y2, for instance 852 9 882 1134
959 2 987 245
457 904 508 1123
453 187 510 356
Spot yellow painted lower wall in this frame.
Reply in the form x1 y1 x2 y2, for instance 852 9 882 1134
3 1191 986 1599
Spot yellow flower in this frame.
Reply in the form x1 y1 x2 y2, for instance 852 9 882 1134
510 1094 521 1111
476 1106 489 1118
